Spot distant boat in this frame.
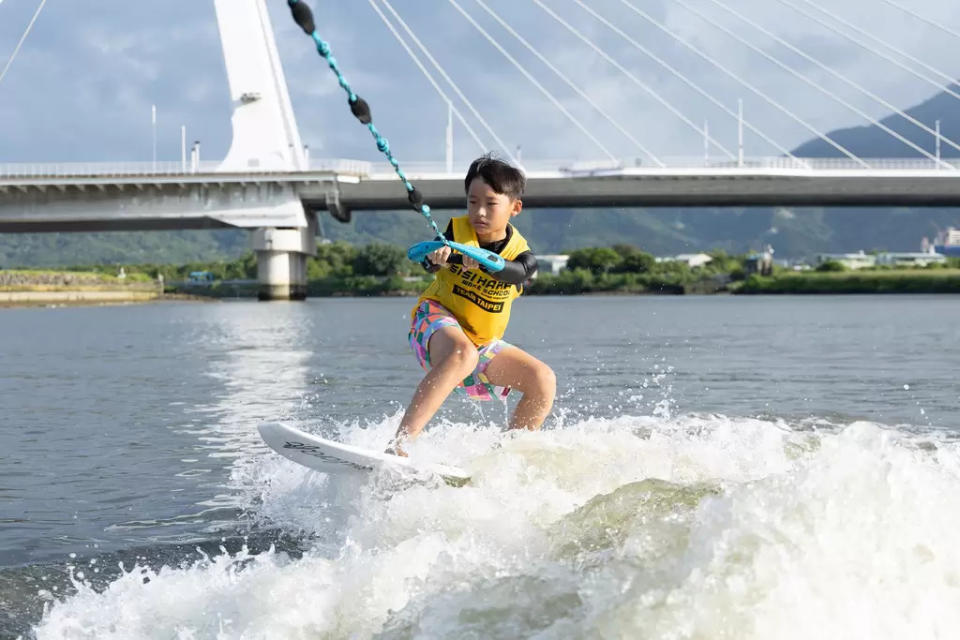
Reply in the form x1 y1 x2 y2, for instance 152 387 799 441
188 271 216 285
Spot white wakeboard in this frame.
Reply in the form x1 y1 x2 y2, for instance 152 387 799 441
258 421 471 487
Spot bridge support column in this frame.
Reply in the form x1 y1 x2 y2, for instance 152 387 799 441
252 215 317 301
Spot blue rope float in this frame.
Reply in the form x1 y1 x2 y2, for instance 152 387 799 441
285 0 504 273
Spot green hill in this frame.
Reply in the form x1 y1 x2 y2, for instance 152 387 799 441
792 84 960 158
2 203 956 267
321 207 958 258
0 229 250 269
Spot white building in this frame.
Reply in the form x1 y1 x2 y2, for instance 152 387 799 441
535 254 569 276
876 252 946 267
657 253 714 268
923 227 960 257
815 251 876 270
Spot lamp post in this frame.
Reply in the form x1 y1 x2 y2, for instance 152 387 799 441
445 100 453 173
737 99 744 168
704 120 709 166
936 119 942 167
151 105 157 171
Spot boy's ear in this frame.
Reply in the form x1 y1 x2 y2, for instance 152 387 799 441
511 198 523 217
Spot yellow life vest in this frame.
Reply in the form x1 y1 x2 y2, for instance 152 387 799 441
416 216 530 346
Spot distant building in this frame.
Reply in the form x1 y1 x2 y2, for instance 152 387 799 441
922 227 960 257
676 253 713 268
876 252 946 267
657 253 713 268
745 245 775 276
535 254 569 277
816 251 876 270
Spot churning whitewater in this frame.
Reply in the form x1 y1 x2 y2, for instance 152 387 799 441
32 412 960 639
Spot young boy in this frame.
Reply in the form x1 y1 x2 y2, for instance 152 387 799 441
388 155 556 456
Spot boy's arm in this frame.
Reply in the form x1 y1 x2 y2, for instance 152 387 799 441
485 250 538 285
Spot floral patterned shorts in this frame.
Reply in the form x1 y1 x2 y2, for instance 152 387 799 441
409 300 511 401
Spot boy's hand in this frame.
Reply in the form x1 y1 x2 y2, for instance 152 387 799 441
427 245 452 266
461 255 479 271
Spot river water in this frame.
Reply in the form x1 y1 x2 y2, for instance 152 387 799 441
1 295 959 638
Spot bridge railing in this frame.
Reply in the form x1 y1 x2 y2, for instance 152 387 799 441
368 156 960 176
0 158 373 179
2 157 959 180
0 161 222 178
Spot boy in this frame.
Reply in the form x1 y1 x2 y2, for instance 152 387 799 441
388 155 556 456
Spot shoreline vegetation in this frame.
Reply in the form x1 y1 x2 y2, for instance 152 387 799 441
2 242 959 306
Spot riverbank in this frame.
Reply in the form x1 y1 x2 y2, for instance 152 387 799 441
5 250 960 306
0 270 202 307
736 269 960 294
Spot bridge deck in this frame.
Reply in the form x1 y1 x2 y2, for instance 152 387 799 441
2 159 960 233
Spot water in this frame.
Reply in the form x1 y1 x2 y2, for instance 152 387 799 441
1 295 959 638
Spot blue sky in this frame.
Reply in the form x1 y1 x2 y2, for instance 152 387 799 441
1 0 959 165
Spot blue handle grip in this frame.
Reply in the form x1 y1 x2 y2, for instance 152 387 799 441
407 240 505 273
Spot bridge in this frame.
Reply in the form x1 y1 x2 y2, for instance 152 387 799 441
5 157 960 232
2 0 960 299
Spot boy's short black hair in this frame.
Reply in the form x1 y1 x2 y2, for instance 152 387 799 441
464 154 525 200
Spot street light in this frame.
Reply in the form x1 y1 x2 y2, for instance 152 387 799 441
151 104 157 172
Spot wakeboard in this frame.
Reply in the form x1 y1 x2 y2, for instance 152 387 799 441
258 421 471 487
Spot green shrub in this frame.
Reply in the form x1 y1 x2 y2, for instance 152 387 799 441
610 244 655 273
566 247 622 275
352 243 408 277
815 260 846 272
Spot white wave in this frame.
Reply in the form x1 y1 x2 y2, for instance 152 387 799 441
34 415 960 639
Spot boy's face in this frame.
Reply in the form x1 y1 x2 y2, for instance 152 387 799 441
466 177 522 243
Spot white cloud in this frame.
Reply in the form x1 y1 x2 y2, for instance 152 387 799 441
1 0 959 164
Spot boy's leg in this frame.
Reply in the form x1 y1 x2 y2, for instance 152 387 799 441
392 326 479 453
482 346 556 430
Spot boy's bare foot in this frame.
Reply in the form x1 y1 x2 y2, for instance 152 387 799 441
384 439 408 457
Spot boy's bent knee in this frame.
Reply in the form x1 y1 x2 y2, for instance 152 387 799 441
441 339 479 373
530 363 556 398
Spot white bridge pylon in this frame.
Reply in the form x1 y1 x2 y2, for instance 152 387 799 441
212 0 315 300
214 0 305 173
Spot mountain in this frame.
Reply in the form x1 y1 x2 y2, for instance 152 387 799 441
792 84 960 158
5 87 960 266
322 206 958 258
0 229 250 269
3 203 956 267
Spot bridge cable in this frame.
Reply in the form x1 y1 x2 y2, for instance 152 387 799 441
568 0 803 164
878 0 960 43
795 0 960 94
365 0 490 155
377 0 520 166
448 0 619 164
284 0 447 241
685 0 956 166
616 0 868 167
468 0 664 167
531 0 738 161
773 0 960 105
0 0 48 88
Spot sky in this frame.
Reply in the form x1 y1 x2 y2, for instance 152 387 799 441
1 0 959 167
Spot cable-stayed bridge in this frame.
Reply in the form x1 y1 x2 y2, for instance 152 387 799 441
2 0 960 298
